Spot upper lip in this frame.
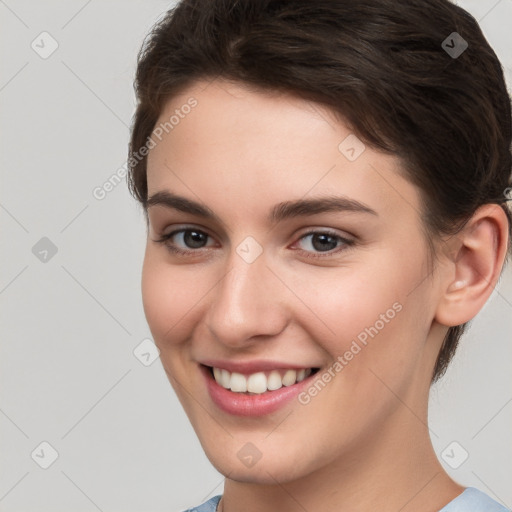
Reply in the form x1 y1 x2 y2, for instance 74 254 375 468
199 359 320 374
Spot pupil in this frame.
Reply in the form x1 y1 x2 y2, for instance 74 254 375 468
312 233 337 252
185 230 207 248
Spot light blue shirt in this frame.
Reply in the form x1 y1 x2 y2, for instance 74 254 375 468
182 487 510 512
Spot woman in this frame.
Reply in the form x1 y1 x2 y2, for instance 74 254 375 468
127 0 511 510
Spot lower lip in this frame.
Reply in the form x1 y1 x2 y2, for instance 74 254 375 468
201 364 317 416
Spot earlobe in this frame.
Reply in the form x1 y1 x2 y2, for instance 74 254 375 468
435 204 509 327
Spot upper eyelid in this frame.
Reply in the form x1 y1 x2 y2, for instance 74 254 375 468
161 225 351 238
160 226 353 249
162 226 219 243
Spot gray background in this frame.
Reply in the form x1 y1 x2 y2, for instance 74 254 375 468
0 1 511 511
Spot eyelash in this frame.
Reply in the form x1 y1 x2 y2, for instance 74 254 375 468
153 227 355 259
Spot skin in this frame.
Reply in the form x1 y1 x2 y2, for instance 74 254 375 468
141 79 509 512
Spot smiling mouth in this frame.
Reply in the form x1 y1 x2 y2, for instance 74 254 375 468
205 365 321 394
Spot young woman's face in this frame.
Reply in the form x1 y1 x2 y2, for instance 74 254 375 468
142 79 447 483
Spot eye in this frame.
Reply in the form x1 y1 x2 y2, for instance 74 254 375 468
292 230 354 257
153 227 216 255
153 226 355 259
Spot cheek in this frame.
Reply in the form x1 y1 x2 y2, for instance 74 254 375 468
290 262 404 345
292 251 431 387
283 274 426 452
141 251 201 347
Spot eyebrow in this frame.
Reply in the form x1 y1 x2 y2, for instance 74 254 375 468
146 190 378 224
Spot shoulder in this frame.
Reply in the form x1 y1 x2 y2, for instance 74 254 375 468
181 495 222 512
439 487 510 512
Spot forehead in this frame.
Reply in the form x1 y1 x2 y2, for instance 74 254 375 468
146 79 421 225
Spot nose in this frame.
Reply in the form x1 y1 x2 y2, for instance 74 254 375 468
205 248 289 348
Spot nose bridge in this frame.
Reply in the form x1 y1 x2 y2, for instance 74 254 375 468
206 245 287 346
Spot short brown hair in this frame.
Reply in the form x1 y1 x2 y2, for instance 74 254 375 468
128 0 512 383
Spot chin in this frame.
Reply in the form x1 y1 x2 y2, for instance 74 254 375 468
202 440 321 485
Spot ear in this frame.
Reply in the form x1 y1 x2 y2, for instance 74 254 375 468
435 204 510 327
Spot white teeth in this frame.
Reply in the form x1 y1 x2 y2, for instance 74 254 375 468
230 372 247 392
212 367 314 393
282 369 297 386
267 370 283 391
220 369 231 388
247 372 267 394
